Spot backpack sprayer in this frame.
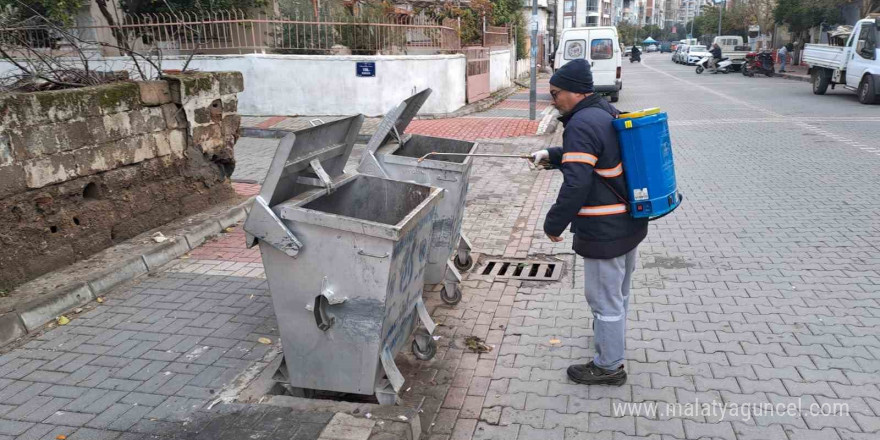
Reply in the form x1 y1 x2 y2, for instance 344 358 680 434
417 107 682 220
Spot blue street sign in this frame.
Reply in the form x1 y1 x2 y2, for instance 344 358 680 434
356 62 376 77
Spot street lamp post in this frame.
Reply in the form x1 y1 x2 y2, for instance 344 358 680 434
717 0 725 38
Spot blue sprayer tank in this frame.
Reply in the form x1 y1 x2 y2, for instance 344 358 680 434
611 108 681 219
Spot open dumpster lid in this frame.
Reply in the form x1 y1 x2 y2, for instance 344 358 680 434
365 88 432 153
359 89 431 177
260 115 363 206
244 115 364 257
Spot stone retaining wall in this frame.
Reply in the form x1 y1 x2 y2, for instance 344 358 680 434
0 72 244 291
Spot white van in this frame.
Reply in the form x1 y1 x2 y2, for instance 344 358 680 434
554 27 622 102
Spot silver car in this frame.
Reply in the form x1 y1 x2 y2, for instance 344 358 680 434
674 45 688 64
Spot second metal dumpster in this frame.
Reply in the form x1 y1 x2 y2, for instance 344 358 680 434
358 89 477 305
243 116 443 404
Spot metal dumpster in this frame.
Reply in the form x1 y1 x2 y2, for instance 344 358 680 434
242 115 443 405
358 89 477 305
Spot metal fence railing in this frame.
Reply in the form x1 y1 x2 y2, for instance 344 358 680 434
0 9 462 57
483 25 510 48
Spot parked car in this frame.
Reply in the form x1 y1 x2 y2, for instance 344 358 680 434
555 26 623 102
687 45 710 65
647 44 658 52
674 45 689 63
673 45 686 63
624 46 632 56
805 16 880 104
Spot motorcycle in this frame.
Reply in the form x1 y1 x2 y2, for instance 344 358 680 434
630 52 641 63
743 51 775 77
695 56 732 74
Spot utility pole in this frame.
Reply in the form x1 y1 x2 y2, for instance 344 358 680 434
688 0 694 38
529 0 538 121
717 0 724 37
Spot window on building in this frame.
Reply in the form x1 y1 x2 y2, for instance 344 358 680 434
564 0 576 28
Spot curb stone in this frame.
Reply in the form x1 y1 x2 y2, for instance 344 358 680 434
17 283 94 332
88 256 149 296
776 72 810 83
0 196 255 349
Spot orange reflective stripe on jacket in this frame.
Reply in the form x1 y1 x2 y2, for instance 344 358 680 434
578 203 628 216
594 163 623 178
562 152 598 165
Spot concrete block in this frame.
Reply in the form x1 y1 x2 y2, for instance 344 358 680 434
183 220 223 249
0 163 26 198
216 72 244 95
88 256 149 295
138 81 173 106
142 238 190 271
161 103 187 129
217 206 247 229
17 282 95 332
0 312 28 347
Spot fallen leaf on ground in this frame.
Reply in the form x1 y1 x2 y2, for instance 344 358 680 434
151 232 169 243
257 337 272 344
549 338 562 346
96 297 104 303
73 308 83 314
56 436 67 440
56 316 70 325
465 336 492 353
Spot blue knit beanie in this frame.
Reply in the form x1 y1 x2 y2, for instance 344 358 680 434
550 59 594 94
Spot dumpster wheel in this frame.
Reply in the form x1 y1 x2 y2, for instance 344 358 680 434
441 285 463 305
454 254 474 272
412 338 437 361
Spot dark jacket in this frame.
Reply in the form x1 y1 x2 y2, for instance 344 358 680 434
711 47 722 59
544 95 648 259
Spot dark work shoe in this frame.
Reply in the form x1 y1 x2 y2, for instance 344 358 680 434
567 361 627 386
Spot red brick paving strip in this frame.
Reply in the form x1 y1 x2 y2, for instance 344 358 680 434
232 182 261 196
187 227 261 263
494 100 553 110
406 118 540 141
254 116 288 129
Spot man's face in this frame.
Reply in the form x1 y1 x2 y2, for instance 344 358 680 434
550 85 587 115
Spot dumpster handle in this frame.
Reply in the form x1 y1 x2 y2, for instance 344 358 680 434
313 295 335 331
358 249 390 259
309 118 325 127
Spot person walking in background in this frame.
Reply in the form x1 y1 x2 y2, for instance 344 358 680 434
778 44 789 73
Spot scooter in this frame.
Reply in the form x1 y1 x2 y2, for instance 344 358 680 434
630 52 641 63
743 51 775 77
695 56 732 74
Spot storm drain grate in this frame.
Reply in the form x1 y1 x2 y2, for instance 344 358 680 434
478 259 563 281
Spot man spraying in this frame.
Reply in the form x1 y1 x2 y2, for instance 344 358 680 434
531 59 648 386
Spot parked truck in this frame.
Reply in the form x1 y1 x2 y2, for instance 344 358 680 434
713 35 751 70
804 16 880 104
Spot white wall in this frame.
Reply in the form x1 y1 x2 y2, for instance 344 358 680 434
1 54 467 117
490 49 512 92
515 58 531 79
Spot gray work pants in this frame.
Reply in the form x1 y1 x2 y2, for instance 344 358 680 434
582 247 638 370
